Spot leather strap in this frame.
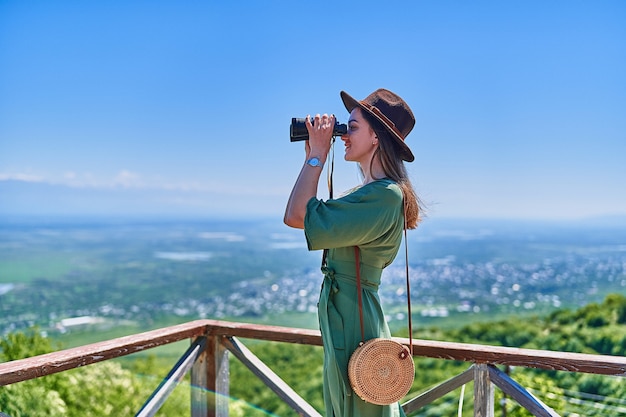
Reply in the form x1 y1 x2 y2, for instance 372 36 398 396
355 246 365 343
354 201 413 354
403 201 413 355
321 138 336 269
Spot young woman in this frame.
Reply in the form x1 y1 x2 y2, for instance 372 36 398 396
284 88 421 417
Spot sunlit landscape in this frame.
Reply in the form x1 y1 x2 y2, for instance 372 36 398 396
2 216 624 337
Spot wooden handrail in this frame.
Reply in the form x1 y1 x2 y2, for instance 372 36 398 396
0 320 209 386
2 319 626 416
2 319 626 386
400 336 626 376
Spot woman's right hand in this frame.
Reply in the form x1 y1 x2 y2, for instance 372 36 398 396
305 113 335 161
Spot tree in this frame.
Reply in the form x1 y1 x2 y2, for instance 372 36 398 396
0 328 189 416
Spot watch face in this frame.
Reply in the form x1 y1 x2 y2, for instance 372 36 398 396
308 157 320 167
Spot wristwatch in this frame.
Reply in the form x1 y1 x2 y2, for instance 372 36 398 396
306 157 323 168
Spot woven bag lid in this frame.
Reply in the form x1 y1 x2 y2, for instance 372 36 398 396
348 338 415 405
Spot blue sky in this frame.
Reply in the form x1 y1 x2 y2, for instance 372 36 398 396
1 1 625 220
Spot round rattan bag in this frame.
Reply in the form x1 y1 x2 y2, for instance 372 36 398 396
348 338 415 405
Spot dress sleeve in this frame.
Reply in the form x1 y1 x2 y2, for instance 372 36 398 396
304 180 403 250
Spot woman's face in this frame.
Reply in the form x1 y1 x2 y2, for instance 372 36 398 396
341 108 378 163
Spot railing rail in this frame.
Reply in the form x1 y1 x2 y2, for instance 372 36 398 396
1 319 626 416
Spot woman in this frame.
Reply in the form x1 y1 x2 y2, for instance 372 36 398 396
284 88 420 417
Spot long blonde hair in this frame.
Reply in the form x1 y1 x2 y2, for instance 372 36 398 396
362 112 422 229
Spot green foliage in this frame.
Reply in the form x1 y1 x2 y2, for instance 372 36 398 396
0 327 58 361
0 383 68 417
446 293 626 416
0 331 188 416
229 341 325 416
448 293 626 355
494 371 567 417
0 359 191 417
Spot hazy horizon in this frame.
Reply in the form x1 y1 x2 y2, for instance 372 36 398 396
3 178 626 224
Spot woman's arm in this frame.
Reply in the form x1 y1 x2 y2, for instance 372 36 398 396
284 114 335 229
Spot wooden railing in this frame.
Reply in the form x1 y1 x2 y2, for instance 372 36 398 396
1 319 626 416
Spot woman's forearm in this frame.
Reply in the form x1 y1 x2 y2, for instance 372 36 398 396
284 159 324 229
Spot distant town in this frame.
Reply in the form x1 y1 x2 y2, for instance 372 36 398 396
45 246 626 336
1 218 625 336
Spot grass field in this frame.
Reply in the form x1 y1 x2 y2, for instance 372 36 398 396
0 254 77 283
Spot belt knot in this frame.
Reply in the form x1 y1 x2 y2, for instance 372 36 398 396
321 267 339 294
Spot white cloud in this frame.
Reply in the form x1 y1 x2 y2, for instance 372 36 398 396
113 170 143 188
0 172 45 182
0 169 284 197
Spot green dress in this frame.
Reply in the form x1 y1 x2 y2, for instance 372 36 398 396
304 178 407 417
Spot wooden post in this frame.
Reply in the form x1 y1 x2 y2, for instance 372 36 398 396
474 363 494 417
191 335 229 417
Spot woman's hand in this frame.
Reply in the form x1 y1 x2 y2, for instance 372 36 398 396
305 113 335 162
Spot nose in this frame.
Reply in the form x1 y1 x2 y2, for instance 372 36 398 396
340 132 349 142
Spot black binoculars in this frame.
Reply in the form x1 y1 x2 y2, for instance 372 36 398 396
289 118 348 142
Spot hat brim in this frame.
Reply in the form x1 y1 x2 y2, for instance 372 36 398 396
340 90 415 162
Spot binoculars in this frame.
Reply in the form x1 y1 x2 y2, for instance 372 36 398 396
289 117 348 142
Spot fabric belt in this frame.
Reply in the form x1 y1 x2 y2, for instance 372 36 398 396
323 261 382 290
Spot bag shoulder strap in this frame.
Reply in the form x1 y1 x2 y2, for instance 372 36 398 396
354 202 413 355
354 246 365 343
